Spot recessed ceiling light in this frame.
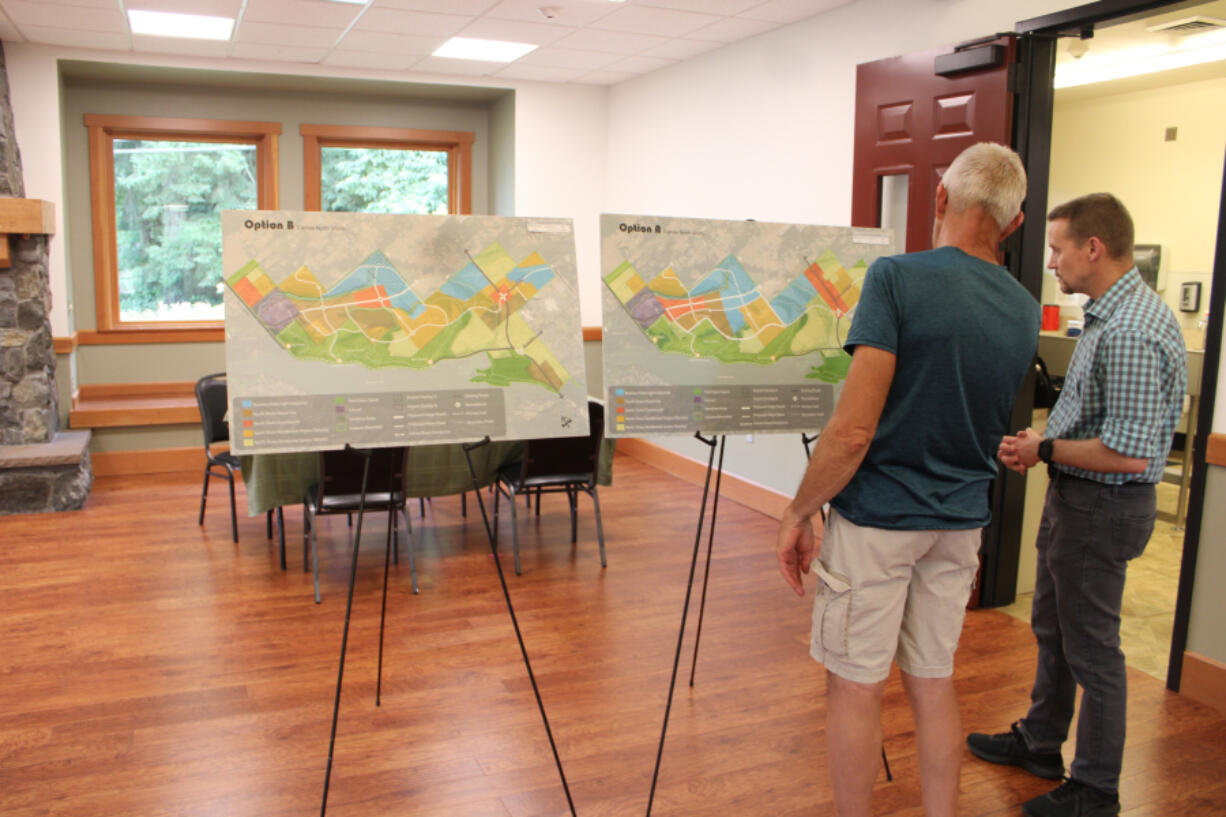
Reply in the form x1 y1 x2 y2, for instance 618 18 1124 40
432 37 537 62
128 9 234 40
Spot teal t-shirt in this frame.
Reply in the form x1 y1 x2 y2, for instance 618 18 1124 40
831 246 1040 530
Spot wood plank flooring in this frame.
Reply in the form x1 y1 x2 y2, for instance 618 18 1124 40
1 453 1223 816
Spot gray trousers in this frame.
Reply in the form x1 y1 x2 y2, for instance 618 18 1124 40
1017 471 1155 794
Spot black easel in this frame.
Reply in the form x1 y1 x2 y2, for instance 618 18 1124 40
645 431 725 817
462 437 578 817
320 444 374 817
801 432 891 783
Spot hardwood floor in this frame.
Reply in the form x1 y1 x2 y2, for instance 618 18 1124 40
1 453 1223 816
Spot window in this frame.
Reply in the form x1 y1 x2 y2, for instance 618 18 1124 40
301 124 473 215
85 115 280 341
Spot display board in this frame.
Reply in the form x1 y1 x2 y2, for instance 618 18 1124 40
223 211 588 454
601 214 897 437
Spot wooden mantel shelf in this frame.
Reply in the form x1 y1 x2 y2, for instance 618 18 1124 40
0 197 56 268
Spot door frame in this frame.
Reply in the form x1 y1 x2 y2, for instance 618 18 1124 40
1012 0 1226 692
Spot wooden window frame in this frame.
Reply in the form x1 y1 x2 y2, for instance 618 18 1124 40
301 124 473 215
84 114 280 344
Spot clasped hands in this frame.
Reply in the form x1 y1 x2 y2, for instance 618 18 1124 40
999 426 1044 474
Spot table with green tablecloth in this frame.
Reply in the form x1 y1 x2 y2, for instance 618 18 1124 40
239 439 615 517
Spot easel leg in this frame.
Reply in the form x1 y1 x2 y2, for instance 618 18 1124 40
462 438 577 817
320 446 373 817
646 432 720 817
688 436 726 686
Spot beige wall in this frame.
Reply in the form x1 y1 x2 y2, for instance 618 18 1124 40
1047 75 1226 338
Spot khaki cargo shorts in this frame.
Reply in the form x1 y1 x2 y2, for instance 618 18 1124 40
810 508 981 684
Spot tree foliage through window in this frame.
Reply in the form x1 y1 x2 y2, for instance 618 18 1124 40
319 147 449 215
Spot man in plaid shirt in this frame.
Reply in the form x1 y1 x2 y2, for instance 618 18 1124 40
967 194 1187 817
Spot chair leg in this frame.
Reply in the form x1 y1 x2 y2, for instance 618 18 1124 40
461 491 467 518
509 487 522 575
569 486 578 543
391 508 399 566
377 509 393 707
277 506 286 571
403 506 418 595
591 486 607 568
492 485 501 549
266 510 273 539
310 510 321 605
419 497 426 516
535 487 542 516
198 469 210 525
303 503 311 572
227 473 239 544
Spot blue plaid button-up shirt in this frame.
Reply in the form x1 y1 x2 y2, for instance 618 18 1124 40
1046 268 1187 485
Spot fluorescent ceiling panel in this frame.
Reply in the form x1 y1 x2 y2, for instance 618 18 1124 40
1055 29 1226 88
433 36 537 61
128 9 234 40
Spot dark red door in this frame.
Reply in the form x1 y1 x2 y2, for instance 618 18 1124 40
851 36 1016 252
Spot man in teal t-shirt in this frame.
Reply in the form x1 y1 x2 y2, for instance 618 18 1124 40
776 142 1040 817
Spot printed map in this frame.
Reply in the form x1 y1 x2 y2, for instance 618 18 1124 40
601 214 898 437
223 211 588 453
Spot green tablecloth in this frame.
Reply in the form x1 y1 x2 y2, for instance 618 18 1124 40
239 439 615 517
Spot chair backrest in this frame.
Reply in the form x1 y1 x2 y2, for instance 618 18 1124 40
195 373 230 448
516 400 604 486
318 446 408 499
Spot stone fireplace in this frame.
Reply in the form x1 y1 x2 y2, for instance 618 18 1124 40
0 43 92 515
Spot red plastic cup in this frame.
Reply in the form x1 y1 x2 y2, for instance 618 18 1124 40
1041 304 1059 331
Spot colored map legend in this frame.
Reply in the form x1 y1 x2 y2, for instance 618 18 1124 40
608 384 833 435
234 389 506 452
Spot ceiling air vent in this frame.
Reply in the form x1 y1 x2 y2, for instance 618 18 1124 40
1147 16 1226 35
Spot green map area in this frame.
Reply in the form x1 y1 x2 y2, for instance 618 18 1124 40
227 242 570 394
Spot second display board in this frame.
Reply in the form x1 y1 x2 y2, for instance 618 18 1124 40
601 214 898 437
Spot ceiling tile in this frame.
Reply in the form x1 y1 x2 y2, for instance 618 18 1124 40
742 0 852 24
353 7 469 36
2 0 126 31
18 24 131 49
130 34 231 57
640 37 722 60
573 68 637 85
493 62 587 82
323 49 418 70
549 27 668 55
230 41 329 62
236 21 342 47
409 54 501 75
484 0 618 27
590 5 720 37
456 17 576 45
373 0 500 13
335 28 444 55
604 54 676 74
241 0 366 28
6 0 119 7
124 0 244 16
688 15 778 43
515 46 620 70
637 0 760 13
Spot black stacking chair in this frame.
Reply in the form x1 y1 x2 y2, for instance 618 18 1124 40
493 400 606 575
195 373 277 549
303 445 417 604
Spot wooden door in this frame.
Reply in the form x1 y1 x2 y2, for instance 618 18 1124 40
851 36 1017 252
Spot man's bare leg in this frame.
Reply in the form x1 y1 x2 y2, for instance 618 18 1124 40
826 670 886 817
902 671 961 817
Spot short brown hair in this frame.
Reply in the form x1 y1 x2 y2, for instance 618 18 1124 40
1047 193 1134 261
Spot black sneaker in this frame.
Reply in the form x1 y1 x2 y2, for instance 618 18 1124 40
965 722 1065 779
1023 778 1120 817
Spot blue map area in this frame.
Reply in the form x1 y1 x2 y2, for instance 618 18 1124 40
441 262 490 301
510 261 555 291
771 275 818 325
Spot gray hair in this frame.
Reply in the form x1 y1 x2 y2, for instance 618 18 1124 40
941 142 1027 232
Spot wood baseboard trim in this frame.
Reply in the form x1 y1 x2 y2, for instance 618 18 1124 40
92 445 213 477
53 334 78 354
616 437 791 519
1180 651 1226 715
1206 433 1226 468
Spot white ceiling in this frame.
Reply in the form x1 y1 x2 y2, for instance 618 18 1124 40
0 0 855 85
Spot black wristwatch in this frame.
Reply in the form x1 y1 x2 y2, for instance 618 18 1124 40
1038 438 1055 465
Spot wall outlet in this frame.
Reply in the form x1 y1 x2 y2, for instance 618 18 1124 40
745 434 754 443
